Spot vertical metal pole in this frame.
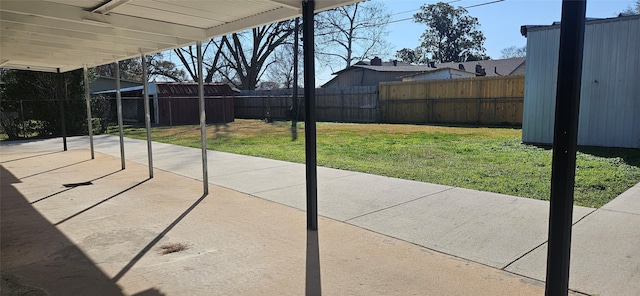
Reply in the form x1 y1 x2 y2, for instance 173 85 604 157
545 1 586 295
303 0 317 231
57 68 67 151
197 41 209 194
141 52 154 178
20 100 25 138
291 17 300 140
83 65 95 159
115 62 126 170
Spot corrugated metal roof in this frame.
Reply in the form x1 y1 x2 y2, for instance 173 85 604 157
0 0 362 72
155 83 238 96
92 82 239 96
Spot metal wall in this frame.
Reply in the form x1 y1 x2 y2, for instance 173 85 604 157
522 15 640 148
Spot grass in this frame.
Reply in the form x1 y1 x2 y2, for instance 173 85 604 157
109 119 640 208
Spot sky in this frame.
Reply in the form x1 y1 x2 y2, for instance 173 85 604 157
380 0 632 58
311 0 634 85
163 0 635 86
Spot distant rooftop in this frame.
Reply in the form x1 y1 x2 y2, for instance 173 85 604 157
334 57 526 77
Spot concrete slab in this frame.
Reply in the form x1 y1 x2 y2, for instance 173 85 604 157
257 173 453 221
602 182 640 215
505 209 640 296
1 150 547 295
349 187 595 269
4 136 637 296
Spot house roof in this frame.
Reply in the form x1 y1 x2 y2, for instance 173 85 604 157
436 57 525 76
0 0 361 73
94 75 143 85
92 82 239 96
332 57 526 77
155 82 240 96
399 67 476 79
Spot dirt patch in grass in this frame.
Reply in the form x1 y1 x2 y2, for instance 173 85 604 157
159 243 190 255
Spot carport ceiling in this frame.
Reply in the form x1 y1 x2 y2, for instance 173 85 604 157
0 0 360 73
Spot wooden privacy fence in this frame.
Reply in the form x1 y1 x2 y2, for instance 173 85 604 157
379 75 525 125
234 86 379 123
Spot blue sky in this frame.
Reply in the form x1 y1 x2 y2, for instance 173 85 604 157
311 0 633 85
381 0 633 59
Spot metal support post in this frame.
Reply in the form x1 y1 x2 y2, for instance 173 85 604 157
545 1 586 295
57 68 67 151
84 65 95 159
141 52 154 178
197 41 209 194
291 17 300 141
115 62 126 170
303 0 317 231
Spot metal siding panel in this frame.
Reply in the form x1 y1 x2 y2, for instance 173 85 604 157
523 27 560 145
524 16 640 148
580 17 640 148
631 18 640 148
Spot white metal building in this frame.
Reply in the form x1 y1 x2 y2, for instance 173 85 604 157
521 14 640 148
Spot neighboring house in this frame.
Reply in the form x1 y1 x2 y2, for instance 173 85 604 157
94 82 237 125
401 67 475 81
322 57 526 88
89 76 144 93
521 14 640 148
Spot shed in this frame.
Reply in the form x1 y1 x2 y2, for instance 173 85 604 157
155 83 237 125
94 82 237 125
521 14 640 148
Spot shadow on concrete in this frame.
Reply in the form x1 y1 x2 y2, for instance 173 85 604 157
111 193 209 283
30 170 123 205
20 159 92 179
54 178 150 226
0 165 126 295
132 288 168 296
306 230 321 296
0 151 63 164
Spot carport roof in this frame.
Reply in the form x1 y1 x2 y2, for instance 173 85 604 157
0 0 360 73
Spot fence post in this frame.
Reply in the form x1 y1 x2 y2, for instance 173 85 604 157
169 97 173 126
493 98 498 125
20 100 25 138
340 89 345 122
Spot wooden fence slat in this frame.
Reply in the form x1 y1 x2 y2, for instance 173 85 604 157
380 76 524 125
233 77 523 125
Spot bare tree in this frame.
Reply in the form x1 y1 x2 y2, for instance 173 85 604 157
264 42 303 89
173 40 225 83
315 0 391 71
621 0 640 14
501 46 526 58
173 21 295 90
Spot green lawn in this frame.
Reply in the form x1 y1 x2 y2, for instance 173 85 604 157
110 119 640 208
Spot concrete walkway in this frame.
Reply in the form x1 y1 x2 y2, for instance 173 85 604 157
2 135 639 295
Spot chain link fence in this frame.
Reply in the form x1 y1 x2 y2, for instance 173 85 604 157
0 95 150 140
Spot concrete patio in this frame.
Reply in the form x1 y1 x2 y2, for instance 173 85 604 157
1 135 639 295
